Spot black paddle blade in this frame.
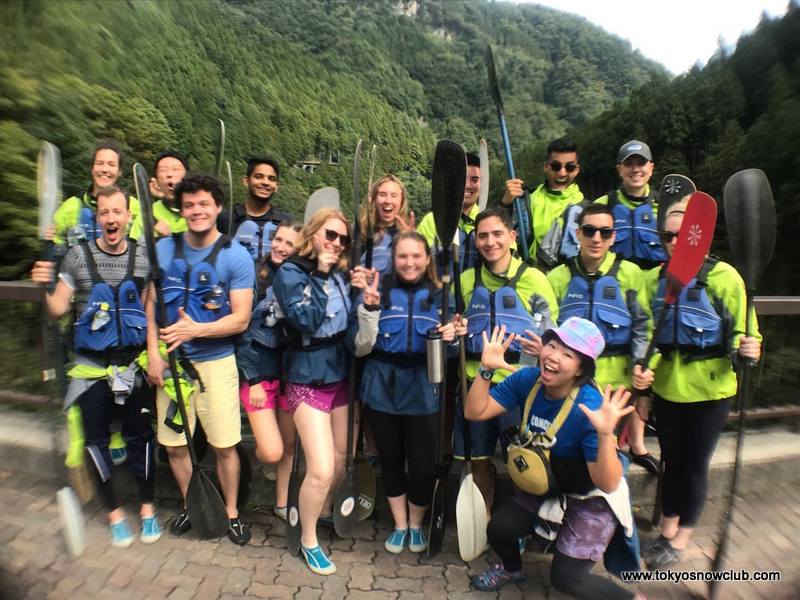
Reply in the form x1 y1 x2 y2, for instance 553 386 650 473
354 457 376 521
657 174 696 233
187 470 230 539
432 139 467 255
485 45 504 112
426 479 446 557
286 437 302 555
723 169 776 290
333 470 356 537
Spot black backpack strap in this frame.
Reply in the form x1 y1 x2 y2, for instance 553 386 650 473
507 262 528 289
125 239 138 279
205 234 232 267
79 240 101 285
567 256 581 279
606 189 620 210
695 256 719 287
473 264 485 289
172 233 184 260
606 255 624 279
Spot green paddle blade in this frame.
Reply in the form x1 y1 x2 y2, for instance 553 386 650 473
723 169 776 291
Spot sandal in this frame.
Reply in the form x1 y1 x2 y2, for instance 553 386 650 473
630 451 661 475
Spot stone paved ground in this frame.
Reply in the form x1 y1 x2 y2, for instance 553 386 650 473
0 467 798 600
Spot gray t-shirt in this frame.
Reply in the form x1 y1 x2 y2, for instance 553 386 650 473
59 240 151 314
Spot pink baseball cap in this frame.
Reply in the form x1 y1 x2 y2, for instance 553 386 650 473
542 317 606 363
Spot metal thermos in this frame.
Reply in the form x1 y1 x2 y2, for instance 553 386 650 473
426 328 444 384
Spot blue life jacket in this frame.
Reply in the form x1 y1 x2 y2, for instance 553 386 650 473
558 257 632 356
249 280 286 350
291 269 352 351
608 190 666 267
66 203 102 246
232 217 279 262
372 279 440 365
652 258 725 361
464 264 535 363
161 234 232 338
73 241 147 354
365 229 395 278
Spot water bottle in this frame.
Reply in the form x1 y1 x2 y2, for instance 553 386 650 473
521 312 546 368
91 302 111 331
426 328 444 384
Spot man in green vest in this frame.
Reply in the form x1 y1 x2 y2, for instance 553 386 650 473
129 150 190 241
500 138 585 270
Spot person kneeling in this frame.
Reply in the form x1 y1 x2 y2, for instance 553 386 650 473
466 318 644 599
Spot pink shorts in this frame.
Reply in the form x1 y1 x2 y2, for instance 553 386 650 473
239 379 290 413
286 380 348 414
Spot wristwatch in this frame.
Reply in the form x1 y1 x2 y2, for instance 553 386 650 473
478 366 495 381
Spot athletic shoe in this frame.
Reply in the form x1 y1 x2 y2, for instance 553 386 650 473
227 517 251 546
301 544 337 575
384 529 408 553
140 515 162 544
408 527 427 553
641 535 671 558
274 506 287 522
110 447 128 466
169 508 191 537
646 542 682 571
471 564 527 591
110 518 135 548
630 452 661 476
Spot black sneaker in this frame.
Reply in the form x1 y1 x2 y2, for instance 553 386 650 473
630 451 661 476
169 508 191 537
227 517 251 546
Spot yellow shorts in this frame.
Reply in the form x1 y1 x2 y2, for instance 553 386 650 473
156 353 241 449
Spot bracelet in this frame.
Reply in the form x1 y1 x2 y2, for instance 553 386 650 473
478 366 495 381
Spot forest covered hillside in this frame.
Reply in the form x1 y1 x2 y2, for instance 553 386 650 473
0 0 662 277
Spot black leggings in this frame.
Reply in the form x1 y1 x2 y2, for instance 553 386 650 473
488 500 634 599
366 407 437 506
654 395 731 527
78 379 155 512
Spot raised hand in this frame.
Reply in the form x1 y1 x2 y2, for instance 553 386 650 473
479 325 518 372
361 270 381 306
395 210 416 232
579 384 634 436
518 329 543 358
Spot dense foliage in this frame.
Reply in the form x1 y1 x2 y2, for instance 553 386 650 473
0 0 660 278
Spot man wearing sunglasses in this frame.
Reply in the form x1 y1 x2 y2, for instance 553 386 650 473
547 204 659 474
501 138 585 270
595 140 667 270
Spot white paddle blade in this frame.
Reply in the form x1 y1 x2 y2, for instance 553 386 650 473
37 141 62 239
455 474 488 562
478 139 489 212
304 186 340 224
57 486 86 558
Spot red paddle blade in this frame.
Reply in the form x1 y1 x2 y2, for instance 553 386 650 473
664 191 718 302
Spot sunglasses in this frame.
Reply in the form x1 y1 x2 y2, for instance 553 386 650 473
580 225 614 239
323 228 351 246
660 231 680 244
547 160 579 173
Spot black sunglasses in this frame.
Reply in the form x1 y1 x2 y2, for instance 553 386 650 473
547 160 579 173
580 225 614 239
660 231 679 244
324 228 351 246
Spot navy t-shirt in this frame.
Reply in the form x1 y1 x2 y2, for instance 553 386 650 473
490 367 601 462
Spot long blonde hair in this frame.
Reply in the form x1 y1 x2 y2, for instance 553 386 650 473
299 208 351 272
359 174 409 240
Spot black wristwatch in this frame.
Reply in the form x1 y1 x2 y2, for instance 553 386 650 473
478 366 495 381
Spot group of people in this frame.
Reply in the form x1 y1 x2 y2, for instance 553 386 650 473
30 135 761 599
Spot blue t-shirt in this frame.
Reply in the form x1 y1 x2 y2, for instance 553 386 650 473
156 234 255 361
490 367 600 462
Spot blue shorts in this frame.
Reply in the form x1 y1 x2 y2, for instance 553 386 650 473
453 397 521 461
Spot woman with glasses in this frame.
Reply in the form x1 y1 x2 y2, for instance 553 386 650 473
641 198 762 570
352 232 464 554
272 208 360 575
547 204 658 475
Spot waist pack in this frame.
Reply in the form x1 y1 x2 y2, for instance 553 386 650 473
505 381 577 496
